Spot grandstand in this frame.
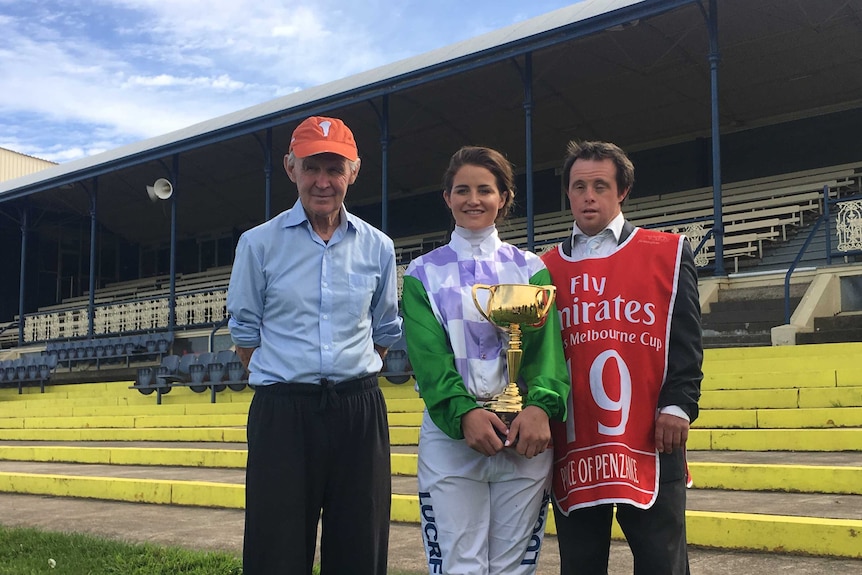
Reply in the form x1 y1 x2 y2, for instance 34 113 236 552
0 0 861 566
0 2 859 359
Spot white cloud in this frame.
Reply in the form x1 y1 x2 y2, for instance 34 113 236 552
0 0 579 163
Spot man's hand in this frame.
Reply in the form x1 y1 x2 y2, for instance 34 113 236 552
235 346 257 371
508 406 551 459
655 413 689 454
374 344 388 362
462 408 507 457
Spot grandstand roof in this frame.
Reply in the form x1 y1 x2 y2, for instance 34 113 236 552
1 0 860 247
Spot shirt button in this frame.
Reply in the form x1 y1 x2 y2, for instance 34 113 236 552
324 345 330 350
481 354 486 359
322 282 328 287
323 314 329 320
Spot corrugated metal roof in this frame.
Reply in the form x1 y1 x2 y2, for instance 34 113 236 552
0 0 656 198
0 148 56 183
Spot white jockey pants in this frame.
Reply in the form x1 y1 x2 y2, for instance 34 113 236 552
417 411 552 575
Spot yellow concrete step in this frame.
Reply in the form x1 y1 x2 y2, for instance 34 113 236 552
703 355 860 375
6 387 860 420
377 381 418 398
0 470 858 559
15 403 862 433
694 407 862 429
0 396 418 415
0 388 252 406
701 364 862 391
703 342 862 361
686 461 862 495
0 402 251 421
0 409 418 428
701 386 862 409
0 427 247 442
0 413 248 430
688 428 862 451
4 426 860 450
384 397 425 412
702 370 839 391
3 445 858 495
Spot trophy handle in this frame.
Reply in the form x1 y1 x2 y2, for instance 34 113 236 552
471 284 495 323
535 286 557 322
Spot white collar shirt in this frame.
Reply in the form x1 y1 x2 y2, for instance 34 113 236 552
569 212 626 261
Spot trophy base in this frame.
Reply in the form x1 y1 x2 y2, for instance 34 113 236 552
488 409 519 445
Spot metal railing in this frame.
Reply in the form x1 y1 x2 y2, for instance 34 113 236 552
783 186 862 324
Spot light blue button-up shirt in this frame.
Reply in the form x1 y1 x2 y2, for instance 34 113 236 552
227 199 403 386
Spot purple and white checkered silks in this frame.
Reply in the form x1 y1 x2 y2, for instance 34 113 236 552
405 231 547 400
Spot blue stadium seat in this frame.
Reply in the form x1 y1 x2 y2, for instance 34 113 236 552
155 355 181 394
188 352 209 392
111 338 125 357
25 356 39 381
15 360 27 381
143 334 158 353
38 354 58 381
223 350 247 391
134 367 157 395
156 332 174 354
4 360 17 383
381 332 412 384
207 351 229 384
123 336 138 356
159 353 195 387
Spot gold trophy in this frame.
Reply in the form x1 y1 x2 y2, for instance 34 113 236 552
471 283 557 430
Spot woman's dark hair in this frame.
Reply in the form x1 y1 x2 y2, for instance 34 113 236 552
442 146 516 221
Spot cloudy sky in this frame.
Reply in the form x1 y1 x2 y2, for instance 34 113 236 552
0 0 581 164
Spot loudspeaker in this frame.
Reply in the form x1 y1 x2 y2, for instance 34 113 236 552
146 178 173 201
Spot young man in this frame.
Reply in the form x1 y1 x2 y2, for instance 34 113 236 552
227 116 402 575
541 140 703 575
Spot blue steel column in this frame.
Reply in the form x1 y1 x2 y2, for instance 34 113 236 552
823 185 832 265
17 205 28 347
707 0 725 275
265 128 273 221
168 155 179 334
253 129 274 221
522 53 535 252
87 178 98 338
380 94 390 234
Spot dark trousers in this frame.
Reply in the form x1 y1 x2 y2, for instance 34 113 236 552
554 478 690 575
242 376 391 575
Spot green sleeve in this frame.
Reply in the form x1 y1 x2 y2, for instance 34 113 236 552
519 267 570 421
401 275 480 439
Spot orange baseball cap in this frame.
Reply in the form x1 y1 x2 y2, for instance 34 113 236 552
288 116 358 161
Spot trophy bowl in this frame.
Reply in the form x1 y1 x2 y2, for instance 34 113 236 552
471 283 556 437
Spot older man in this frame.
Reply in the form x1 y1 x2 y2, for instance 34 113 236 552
227 116 403 575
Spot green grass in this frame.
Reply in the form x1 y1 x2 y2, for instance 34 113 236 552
0 526 243 575
0 526 422 575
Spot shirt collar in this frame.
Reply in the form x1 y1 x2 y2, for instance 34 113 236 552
282 198 357 235
570 212 625 244
449 225 502 256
